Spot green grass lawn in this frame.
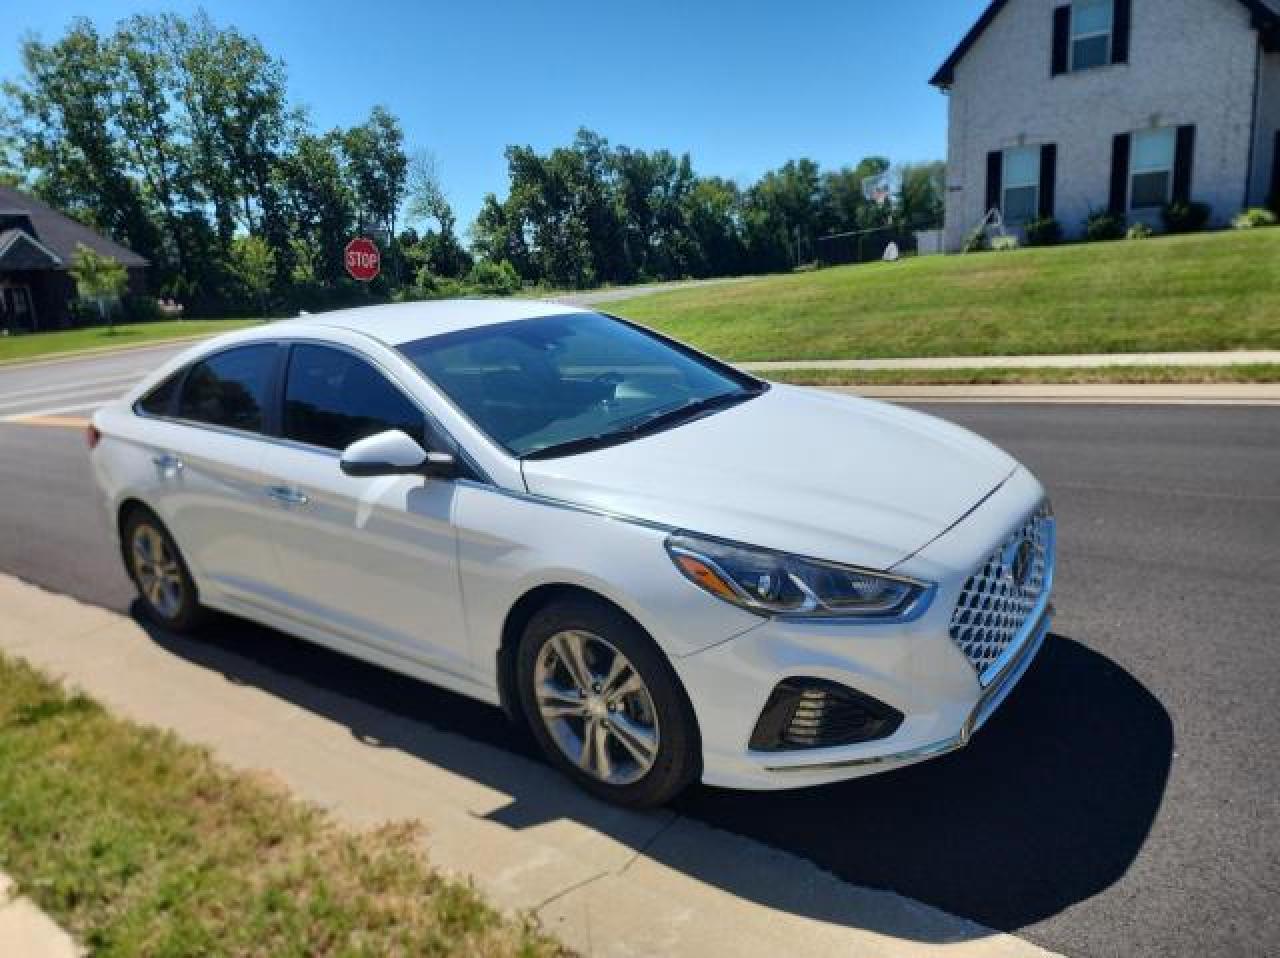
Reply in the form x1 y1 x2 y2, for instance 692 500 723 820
608 230 1280 361
0 319 262 364
0 654 564 957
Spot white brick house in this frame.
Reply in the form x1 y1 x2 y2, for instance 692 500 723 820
932 0 1280 250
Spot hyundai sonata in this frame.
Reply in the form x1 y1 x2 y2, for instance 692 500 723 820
90 301 1054 807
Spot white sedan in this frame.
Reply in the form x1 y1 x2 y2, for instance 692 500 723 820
89 301 1054 807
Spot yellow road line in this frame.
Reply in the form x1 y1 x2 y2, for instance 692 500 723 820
10 415 91 429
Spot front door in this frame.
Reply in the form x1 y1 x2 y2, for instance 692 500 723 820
2 286 36 332
258 343 471 682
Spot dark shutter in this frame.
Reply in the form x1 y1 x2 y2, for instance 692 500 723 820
986 151 1004 213
1039 144 1058 219
1271 130 1280 213
1112 0 1132 64
1110 133 1132 214
1172 125 1196 204
1052 6 1071 75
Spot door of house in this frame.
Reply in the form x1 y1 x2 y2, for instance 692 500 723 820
1 286 36 332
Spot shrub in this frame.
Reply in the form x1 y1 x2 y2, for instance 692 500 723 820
1023 217 1063 247
122 295 163 323
1127 222 1154 241
1161 201 1210 234
1232 207 1278 230
466 259 522 295
1084 211 1126 242
991 235 1020 252
962 226 987 253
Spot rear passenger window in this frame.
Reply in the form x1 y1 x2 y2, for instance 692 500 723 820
136 371 183 417
177 345 276 433
282 344 425 451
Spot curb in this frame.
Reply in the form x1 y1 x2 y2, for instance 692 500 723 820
826 383 1280 404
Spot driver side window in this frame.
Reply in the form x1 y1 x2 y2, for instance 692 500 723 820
282 344 426 452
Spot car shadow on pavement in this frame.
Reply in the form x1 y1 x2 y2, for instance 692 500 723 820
134 605 1171 942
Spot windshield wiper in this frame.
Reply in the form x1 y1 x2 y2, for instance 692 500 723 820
522 386 764 461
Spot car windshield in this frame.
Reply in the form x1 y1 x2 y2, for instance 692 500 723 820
398 312 764 458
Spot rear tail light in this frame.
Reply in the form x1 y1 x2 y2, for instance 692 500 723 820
86 423 101 449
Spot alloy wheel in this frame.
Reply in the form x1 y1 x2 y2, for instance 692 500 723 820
534 629 661 785
131 522 184 620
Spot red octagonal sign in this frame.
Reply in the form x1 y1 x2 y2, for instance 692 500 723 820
344 236 380 282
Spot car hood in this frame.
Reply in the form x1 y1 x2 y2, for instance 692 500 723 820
520 384 1017 571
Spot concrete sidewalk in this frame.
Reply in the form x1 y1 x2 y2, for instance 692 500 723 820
0 874 80 958
741 349 1280 371
0 574 1059 958
831 382 1280 404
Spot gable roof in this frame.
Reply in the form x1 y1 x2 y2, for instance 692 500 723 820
0 186 148 269
930 0 1280 88
0 228 63 270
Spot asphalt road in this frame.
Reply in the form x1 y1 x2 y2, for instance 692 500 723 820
1 351 1278 956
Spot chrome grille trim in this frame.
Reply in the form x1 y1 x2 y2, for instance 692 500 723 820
948 501 1055 686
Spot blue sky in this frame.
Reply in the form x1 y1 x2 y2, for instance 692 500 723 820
2 0 986 231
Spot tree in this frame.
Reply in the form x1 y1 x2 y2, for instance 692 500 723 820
276 131 354 289
343 105 408 237
68 244 129 329
405 151 469 278
230 235 276 318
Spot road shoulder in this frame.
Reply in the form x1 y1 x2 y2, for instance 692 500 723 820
0 574 1059 958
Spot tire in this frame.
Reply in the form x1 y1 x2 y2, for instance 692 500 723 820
516 596 700 808
122 507 208 633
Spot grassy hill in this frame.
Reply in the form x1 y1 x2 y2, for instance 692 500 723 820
607 229 1280 361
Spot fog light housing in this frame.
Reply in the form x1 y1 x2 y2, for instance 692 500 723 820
748 678 904 752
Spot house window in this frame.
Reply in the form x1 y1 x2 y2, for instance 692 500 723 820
1131 128 1176 210
1003 147 1040 224
1071 0 1113 70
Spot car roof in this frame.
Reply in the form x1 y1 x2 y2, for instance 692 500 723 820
261 299 591 348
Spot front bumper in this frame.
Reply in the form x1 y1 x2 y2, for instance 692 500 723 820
674 466 1053 791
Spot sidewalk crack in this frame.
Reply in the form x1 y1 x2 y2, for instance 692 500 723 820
618 811 680 875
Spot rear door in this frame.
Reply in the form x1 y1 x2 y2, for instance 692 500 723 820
257 342 472 681
144 343 285 606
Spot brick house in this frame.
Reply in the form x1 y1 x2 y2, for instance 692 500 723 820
931 0 1280 251
0 186 149 333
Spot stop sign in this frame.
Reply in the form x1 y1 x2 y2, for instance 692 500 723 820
344 237 380 282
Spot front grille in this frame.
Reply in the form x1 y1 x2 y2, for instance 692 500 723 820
948 502 1054 683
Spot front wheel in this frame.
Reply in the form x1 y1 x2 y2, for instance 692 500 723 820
516 597 700 808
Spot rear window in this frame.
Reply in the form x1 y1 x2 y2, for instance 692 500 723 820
177 345 277 434
136 371 183 417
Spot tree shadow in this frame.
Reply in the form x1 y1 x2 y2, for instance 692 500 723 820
133 603 1170 941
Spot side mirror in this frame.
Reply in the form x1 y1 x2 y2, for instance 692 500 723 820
340 430 457 479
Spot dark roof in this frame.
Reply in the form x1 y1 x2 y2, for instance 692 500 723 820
931 0 1280 88
0 185 148 269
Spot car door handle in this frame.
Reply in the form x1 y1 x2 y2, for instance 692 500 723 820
152 453 184 475
266 485 309 506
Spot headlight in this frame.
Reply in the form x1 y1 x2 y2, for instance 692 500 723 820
665 534 929 619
